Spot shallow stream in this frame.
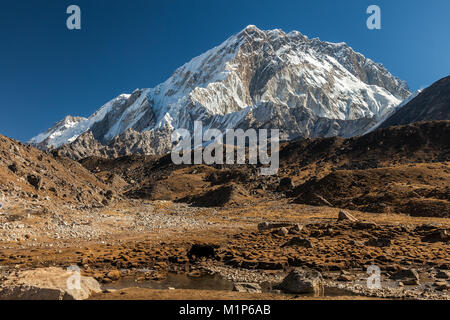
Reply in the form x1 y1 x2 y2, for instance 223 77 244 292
102 272 355 297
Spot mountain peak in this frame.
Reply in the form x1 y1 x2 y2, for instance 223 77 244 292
30 26 410 155
242 24 260 32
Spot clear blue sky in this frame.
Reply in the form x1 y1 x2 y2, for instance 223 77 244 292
0 0 449 141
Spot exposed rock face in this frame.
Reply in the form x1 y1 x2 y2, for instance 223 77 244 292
380 75 450 128
57 127 173 160
30 25 409 159
0 267 102 300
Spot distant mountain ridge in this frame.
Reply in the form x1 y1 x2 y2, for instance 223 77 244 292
379 75 450 128
29 25 410 158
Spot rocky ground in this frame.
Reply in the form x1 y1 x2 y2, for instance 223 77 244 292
0 121 448 300
0 197 448 300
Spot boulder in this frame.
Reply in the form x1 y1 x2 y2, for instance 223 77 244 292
0 267 101 300
277 268 324 295
106 270 121 281
232 282 262 293
422 229 449 243
26 174 42 190
337 210 358 222
258 222 297 232
281 237 313 248
390 268 420 281
8 163 18 174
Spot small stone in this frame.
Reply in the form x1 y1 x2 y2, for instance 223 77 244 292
349 240 365 247
152 272 167 281
403 278 420 286
106 270 121 281
103 289 117 294
337 274 354 282
289 224 304 234
233 283 262 293
187 270 202 278
258 222 270 232
277 227 289 237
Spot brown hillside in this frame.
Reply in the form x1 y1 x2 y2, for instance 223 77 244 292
79 121 450 217
0 135 116 207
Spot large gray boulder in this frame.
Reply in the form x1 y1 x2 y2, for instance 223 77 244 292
0 267 102 300
277 268 324 295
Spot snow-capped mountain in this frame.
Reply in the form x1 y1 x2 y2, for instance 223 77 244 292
30 25 410 158
364 90 421 134
30 94 131 148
